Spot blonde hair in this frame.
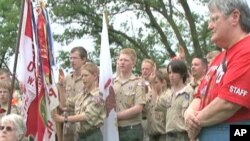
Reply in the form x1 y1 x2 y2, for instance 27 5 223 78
119 48 137 63
81 62 99 76
142 59 155 67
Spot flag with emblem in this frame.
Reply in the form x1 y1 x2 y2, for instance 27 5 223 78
99 10 119 141
17 0 59 140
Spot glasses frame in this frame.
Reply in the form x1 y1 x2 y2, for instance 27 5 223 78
0 126 15 132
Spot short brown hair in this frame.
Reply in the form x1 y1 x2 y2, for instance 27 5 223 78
71 46 88 60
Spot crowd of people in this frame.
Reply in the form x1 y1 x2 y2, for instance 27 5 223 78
0 0 250 141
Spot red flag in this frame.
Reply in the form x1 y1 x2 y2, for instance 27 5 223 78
17 1 59 140
17 0 37 138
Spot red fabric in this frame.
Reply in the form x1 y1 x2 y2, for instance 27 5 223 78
195 36 250 122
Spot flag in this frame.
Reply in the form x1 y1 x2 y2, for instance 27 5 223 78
17 0 37 138
17 0 59 140
99 11 119 141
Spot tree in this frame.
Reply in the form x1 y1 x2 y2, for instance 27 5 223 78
0 0 20 69
0 0 216 75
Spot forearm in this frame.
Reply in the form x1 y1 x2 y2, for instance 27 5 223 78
117 104 144 120
68 114 86 122
58 85 66 107
197 97 241 127
189 98 201 111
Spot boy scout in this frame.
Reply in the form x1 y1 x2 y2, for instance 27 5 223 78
57 46 88 140
0 80 20 119
114 48 146 141
146 69 170 141
156 60 194 141
54 62 106 141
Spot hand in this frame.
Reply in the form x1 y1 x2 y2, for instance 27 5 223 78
178 45 185 60
188 125 201 140
148 64 157 82
58 68 65 86
105 86 116 117
184 108 201 139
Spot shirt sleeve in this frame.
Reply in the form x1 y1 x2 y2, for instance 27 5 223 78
219 55 250 109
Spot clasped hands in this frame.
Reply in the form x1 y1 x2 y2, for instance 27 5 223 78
184 108 201 141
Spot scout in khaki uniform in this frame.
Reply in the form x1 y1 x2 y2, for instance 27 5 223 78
114 48 146 141
140 58 155 141
0 80 20 119
156 60 195 141
54 62 106 141
145 69 171 141
57 46 87 140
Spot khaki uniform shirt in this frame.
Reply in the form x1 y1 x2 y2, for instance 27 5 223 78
68 88 106 133
188 79 199 94
62 72 84 139
64 73 84 113
156 85 194 133
145 91 166 135
114 74 146 127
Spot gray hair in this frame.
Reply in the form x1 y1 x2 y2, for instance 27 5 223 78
1 114 26 140
208 0 250 33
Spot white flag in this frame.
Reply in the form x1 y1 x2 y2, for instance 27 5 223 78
99 11 119 141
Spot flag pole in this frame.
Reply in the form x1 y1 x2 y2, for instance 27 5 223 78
7 0 26 114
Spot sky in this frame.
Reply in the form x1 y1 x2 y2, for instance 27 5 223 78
8 1 250 81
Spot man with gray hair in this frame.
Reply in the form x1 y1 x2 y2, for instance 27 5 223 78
184 0 250 141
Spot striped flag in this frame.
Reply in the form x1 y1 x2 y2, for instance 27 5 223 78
99 11 119 141
17 0 59 140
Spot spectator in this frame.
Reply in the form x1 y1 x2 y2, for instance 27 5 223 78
184 0 250 140
0 114 26 141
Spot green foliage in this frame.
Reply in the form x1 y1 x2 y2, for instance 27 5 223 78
0 0 217 73
0 0 20 67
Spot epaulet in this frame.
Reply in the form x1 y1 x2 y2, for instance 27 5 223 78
185 84 195 94
99 92 103 97
132 76 140 81
189 81 198 89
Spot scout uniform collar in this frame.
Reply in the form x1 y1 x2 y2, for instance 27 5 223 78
114 73 138 84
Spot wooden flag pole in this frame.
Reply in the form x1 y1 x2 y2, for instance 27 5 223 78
7 0 26 115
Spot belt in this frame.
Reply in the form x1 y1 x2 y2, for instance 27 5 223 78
166 131 187 138
166 132 177 138
78 128 100 138
118 124 141 131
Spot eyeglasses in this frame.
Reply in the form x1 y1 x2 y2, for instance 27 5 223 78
0 126 15 132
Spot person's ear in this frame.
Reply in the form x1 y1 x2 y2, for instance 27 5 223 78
231 9 240 25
